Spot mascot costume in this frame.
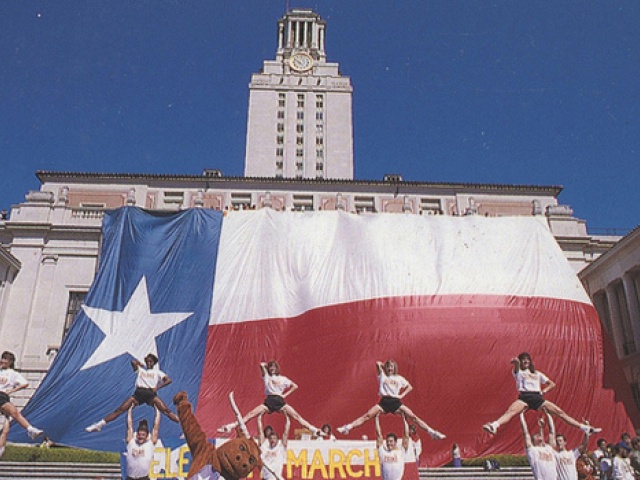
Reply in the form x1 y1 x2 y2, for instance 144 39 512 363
173 391 263 480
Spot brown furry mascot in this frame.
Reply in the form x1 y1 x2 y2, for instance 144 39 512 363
173 391 262 480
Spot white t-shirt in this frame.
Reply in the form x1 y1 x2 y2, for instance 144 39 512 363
263 375 292 396
514 370 549 392
0 368 28 394
378 374 409 398
378 445 407 480
527 445 558 480
261 440 287 480
135 365 166 389
125 438 156 478
613 456 634 480
555 448 579 480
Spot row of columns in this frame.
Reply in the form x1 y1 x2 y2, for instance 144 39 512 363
278 19 326 51
598 271 640 359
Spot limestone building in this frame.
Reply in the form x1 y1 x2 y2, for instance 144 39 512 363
0 9 620 404
580 227 640 410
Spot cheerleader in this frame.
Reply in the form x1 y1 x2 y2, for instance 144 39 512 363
336 359 445 440
217 361 322 436
86 353 178 432
0 351 43 439
124 405 160 480
482 352 601 436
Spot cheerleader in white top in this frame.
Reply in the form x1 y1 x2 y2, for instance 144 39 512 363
258 410 289 480
86 353 178 432
376 411 410 480
0 351 43 439
217 360 322 436
124 404 160 480
483 352 601 436
337 359 445 440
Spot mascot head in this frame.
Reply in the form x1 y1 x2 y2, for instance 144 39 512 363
217 437 262 480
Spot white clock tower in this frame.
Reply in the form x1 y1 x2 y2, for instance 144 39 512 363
244 9 354 180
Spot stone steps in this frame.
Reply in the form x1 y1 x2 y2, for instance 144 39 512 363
419 466 534 479
0 462 121 480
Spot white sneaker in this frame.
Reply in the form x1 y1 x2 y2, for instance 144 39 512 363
85 420 105 433
580 424 602 435
27 426 43 440
337 425 350 435
482 422 498 435
429 429 446 440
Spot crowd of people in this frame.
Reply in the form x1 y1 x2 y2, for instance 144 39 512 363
519 409 640 480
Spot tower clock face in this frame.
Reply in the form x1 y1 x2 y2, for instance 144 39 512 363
289 53 314 72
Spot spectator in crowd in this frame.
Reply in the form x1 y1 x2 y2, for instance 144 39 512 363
319 424 336 441
451 443 461 468
616 433 632 453
629 437 640 477
612 445 634 480
576 452 596 480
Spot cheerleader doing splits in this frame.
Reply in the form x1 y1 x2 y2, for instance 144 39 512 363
482 352 601 436
86 353 178 432
336 359 445 440
217 361 322 436
0 351 43 439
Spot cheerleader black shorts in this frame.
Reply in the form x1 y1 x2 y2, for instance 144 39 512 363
518 392 545 411
264 395 286 413
378 396 403 414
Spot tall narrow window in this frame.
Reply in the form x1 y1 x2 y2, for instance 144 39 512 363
63 291 87 340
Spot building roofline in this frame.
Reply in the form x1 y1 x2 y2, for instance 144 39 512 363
0 244 21 272
35 171 564 196
579 224 640 278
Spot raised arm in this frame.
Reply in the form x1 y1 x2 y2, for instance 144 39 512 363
151 406 161 444
519 413 532 449
126 404 134 443
401 414 410 451
257 413 265 444
260 362 269 377
376 361 385 376
131 359 143 372
545 410 556 448
375 413 383 448
537 416 546 439
282 412 291 448
578 423 590 454
511 357 521 374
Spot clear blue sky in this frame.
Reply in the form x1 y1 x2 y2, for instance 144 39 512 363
1 1 638 232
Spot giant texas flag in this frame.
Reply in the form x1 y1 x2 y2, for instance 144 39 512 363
19 207 636 467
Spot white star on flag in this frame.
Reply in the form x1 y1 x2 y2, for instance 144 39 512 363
80 276 193 370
